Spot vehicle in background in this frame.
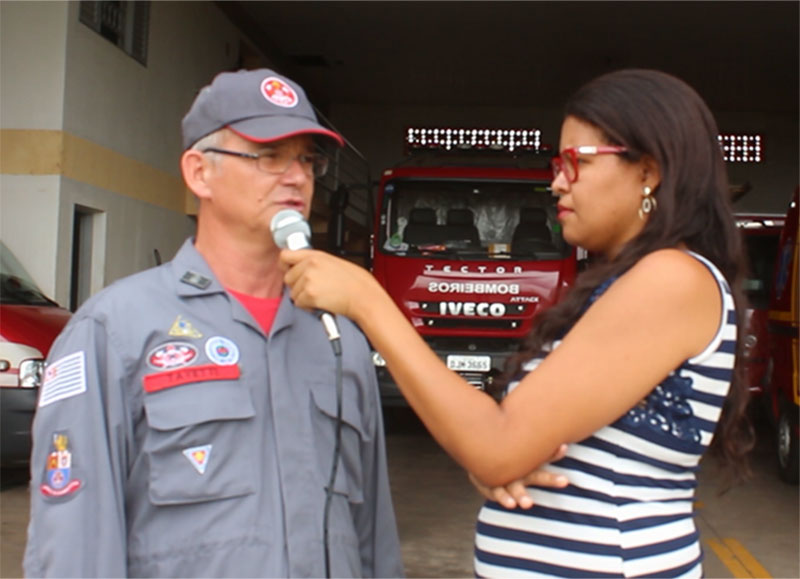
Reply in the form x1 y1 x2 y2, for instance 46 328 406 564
1 241 71 469
737 214 786 396
369 128 577 404
763 189 799 484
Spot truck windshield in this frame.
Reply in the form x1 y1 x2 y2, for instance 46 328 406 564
0 242 58 306
380 178 571 260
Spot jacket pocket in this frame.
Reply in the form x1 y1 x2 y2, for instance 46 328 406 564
142 376 256 505
309 381 368 504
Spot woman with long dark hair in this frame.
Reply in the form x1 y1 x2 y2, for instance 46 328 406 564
281 69 753 577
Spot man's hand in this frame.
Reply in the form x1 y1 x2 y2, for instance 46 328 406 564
468 444 568 509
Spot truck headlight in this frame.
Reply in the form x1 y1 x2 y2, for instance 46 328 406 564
19 359 45 388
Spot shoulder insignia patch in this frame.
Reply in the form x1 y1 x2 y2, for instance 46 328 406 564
168 315 203 339
180 271 212 290
40 432 83 499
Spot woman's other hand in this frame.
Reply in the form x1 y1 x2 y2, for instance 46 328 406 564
468 444 569 509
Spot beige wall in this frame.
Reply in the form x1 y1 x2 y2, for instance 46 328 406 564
0 1 269 306
1 1 68 130
0 175 61 295
1 2 68 297
61 1 244 175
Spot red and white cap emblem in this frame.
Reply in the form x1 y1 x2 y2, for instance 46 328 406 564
261 77 298 108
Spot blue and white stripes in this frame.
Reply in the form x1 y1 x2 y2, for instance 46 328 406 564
475 252 736 578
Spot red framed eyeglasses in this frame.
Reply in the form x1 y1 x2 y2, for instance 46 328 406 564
551 145 628 183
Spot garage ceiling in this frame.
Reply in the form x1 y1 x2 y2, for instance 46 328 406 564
218 1 798 115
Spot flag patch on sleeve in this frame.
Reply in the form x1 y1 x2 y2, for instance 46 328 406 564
38 351 87 407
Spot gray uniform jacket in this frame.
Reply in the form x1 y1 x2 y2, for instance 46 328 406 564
24 239 404 578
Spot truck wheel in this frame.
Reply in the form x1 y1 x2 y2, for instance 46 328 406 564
776 402 799 484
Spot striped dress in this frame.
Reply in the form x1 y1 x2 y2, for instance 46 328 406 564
475 252 737 578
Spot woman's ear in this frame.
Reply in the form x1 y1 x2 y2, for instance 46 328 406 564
181 149 213 200
641 155 662 191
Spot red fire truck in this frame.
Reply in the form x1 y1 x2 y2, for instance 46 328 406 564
765 188 799 483
369 128 578 404
737 213 786 395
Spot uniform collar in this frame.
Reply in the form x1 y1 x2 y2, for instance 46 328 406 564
171 238 227 297
270 290 299 337
170 238 301 336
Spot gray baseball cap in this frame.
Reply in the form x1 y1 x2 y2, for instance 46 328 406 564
181 68 344 150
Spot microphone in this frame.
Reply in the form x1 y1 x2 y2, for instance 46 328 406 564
270 209 341 345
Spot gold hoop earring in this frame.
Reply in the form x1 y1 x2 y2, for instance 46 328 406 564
639 185 657 220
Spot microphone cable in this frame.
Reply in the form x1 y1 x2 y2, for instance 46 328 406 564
269 209 345 577
322 336 343 579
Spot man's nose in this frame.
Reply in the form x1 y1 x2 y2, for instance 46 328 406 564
281 155 311 181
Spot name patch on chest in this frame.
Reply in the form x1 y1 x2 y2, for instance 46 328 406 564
143 364 241 393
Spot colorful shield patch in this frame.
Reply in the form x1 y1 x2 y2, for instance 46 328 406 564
40 432 82 499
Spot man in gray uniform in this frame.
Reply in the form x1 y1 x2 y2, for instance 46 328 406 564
24 69 404 578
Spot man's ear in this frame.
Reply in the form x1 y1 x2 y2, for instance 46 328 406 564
181 149 213 200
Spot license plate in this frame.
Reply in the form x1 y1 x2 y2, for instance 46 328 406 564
446 355 491 372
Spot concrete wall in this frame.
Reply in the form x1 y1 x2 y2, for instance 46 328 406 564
0 1 270 306
0 1 68 298
62 1 243 174
0 176 62 296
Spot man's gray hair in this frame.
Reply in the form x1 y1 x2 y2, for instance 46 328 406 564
190 129 226 163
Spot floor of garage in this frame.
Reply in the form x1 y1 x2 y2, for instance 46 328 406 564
2 408 797 578
384 408 799 579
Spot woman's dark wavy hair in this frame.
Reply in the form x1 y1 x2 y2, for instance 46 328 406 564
504 69 753 487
